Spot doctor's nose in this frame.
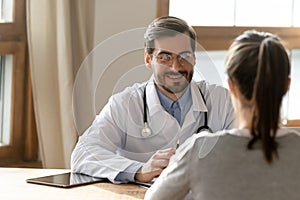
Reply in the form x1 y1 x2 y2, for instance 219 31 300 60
170 57 182 71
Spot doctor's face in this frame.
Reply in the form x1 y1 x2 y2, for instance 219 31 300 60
145 33 195 98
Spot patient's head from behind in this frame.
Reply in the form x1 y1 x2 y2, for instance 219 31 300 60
225 30 291 163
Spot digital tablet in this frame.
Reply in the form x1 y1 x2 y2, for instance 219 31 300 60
131 180 152 188
26 172 108 188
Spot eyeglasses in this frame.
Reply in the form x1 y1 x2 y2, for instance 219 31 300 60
152 52 195 67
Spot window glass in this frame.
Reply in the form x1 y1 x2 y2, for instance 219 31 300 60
194 50 300 121
169 0 235 26
0 0 14 23
235 0 293 27
293 0 300 26
170 0 299 27
287 49 300 119
0 55 12 146
194 50 228 87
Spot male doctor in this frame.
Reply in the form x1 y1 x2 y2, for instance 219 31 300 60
71 16 235 183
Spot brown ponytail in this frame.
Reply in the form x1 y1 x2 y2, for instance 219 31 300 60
226 30 290 163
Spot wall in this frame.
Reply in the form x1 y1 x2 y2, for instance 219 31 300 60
93 0 156 113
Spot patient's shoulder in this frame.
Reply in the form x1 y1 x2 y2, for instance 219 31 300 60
175 131 227 161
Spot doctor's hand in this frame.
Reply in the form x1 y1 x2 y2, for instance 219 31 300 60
134 148 176 183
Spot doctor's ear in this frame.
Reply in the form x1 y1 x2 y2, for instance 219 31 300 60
144 52 152 70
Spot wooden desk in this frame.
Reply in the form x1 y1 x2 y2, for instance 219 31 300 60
0 168 146 200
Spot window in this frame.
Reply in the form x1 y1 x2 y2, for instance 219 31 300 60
0 0 13 22
0 55 13 146
0 0 38 165
157 0 300 126
288 49 300 120
169 0 300 27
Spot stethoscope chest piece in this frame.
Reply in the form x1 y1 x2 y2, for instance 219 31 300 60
141 122 152 137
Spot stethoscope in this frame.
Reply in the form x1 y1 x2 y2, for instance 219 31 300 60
141 84 213 137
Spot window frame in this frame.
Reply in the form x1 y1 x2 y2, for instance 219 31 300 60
0 0 38 164
157 0 300 127
0 0 26 37
0 41 25 159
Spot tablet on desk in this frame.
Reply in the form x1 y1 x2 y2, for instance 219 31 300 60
131 180 152 188
26 172 108 188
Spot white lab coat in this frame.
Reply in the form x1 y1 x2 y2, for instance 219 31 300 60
71 77 235 182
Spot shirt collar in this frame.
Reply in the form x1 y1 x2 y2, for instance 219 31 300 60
146 76 208 117
156 89 173 111
156 84 191 111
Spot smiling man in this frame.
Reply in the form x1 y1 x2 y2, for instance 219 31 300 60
71 16 235 184
145 32 195 100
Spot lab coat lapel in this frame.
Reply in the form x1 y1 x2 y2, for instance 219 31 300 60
191 81 208 112
146 77 164 118
144 76 180 140
181 81 208 130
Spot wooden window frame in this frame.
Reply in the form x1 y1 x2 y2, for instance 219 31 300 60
0 0 26 39
0 42 25 159
0 0 38 164
157 0 300 127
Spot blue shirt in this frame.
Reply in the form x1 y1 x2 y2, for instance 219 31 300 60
156 85 192 127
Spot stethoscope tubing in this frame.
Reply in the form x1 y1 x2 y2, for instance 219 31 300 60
142 83 212 137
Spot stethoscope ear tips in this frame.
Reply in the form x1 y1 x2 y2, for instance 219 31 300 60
141 122 152 137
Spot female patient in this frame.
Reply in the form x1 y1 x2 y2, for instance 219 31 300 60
145 30 300 200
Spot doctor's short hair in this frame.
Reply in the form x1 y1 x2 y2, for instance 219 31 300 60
144 16 197 55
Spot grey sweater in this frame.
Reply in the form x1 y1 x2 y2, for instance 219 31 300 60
145 128 300 200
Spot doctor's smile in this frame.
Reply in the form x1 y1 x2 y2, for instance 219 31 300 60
166 72 184 80
165 72 187 83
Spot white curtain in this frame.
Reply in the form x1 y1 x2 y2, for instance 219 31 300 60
26 0 95 168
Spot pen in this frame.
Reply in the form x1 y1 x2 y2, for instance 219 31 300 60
176 139 180 149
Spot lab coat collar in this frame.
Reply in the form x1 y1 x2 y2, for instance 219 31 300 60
190 80 208 113
146 76 164 118
180 81 208 130
146 76 208 118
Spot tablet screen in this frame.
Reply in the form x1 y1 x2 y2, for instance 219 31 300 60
26 172 108 188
